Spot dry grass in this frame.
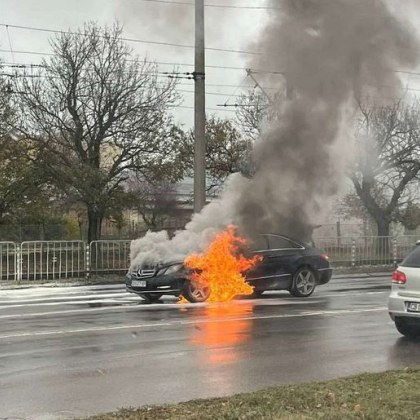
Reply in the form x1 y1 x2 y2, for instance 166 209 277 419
86 368 420 420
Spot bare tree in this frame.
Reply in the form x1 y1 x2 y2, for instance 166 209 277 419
126 176 179 229
235 88 284 141
15 23 180 242
182 116 252 193
235 90 270 141
0 65 15 137
349 99 420 239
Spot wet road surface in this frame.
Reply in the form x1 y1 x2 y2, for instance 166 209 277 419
1 274 419 419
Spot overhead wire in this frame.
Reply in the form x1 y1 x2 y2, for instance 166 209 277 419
0 23 261 55
138 0 281 9
5 24 420 77
5 25 15 62
0 49 251 71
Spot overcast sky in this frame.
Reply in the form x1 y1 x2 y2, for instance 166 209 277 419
0 0 270 128
1 0 420 129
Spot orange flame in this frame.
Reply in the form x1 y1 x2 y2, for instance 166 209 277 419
184 225 262 302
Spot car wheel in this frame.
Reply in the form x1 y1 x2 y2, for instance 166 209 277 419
182 281 211 303
140 294 163 303
395 318 420 338
290 267 316 297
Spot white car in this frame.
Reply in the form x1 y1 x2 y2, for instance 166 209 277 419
388 244 420 338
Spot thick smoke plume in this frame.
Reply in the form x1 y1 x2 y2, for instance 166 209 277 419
131 0 419 268
237 0 419 240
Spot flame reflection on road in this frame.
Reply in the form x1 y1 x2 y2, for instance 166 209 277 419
189 302 255 366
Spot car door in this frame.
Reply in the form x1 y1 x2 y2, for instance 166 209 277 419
263 235 304 289
246 234 301 290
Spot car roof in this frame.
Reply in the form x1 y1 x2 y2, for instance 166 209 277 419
258 233 306 248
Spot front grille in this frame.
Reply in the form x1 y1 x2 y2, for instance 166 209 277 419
133 269 156 279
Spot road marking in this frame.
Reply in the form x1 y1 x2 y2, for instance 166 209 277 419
321 291 388 298
0 291 131 305
0 290 389 319
0 306 387 340
0 290 388 318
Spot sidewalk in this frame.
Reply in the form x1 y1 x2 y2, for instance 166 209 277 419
0 274 123 290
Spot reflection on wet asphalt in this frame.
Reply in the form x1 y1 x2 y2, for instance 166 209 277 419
0 275 419 419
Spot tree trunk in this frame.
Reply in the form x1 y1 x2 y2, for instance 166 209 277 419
87 207 103 243
376 218 390 237
375 217 391 261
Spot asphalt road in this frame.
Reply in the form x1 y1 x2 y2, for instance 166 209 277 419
1 274 419 419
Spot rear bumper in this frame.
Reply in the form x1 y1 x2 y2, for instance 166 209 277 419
388 289 420 321
317 268 333 285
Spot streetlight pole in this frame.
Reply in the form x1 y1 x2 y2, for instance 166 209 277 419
193 0 206 213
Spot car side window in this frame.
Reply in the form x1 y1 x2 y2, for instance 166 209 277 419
267 235 303 250
402 246 420 267
250 235 269 251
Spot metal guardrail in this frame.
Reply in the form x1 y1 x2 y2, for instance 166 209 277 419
19 241 86 280
0 242 17 281
0 235 419 281
316 235 420 267
89 240 131 275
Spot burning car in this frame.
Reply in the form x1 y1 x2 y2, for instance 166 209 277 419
126 233 332 303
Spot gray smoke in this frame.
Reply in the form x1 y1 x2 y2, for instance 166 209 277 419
236 0 419 241
130 0 419 268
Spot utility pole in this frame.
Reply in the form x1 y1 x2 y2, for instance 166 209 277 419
193 0 206 213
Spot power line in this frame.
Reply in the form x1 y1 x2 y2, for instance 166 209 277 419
0 50 250 71
139 0 281 9
0 23 260 55
176 105 236 112
5 25 15 62
5 61 420 94
0 65 278 89
7 24 420 77
177 89 244 96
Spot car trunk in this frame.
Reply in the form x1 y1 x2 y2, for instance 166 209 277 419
397 266 420 298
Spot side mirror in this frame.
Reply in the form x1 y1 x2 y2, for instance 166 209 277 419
416 240 420 247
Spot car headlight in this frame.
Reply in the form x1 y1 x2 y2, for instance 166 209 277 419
127 266 139 275
159 264 183 276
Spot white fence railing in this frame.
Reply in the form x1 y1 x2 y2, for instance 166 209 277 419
316 235 420 267
88 240 131 275
19 241 86 281
0 236 419 281
0 242 17 281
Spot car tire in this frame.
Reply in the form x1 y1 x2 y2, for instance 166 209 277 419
140 294 163 303
182 281 211 303
289 267 316 297
395 318 420 338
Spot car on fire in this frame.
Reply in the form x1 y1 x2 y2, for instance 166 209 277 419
126 234 332 303
388 242 420 338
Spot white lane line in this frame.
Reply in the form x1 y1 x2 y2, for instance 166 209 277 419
321 291 388 298
0 284 125 298
0 291 389 318
0 289 388 308
0 307 387 340
0 304 142 319
0 292 133 306
0 298 140 311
